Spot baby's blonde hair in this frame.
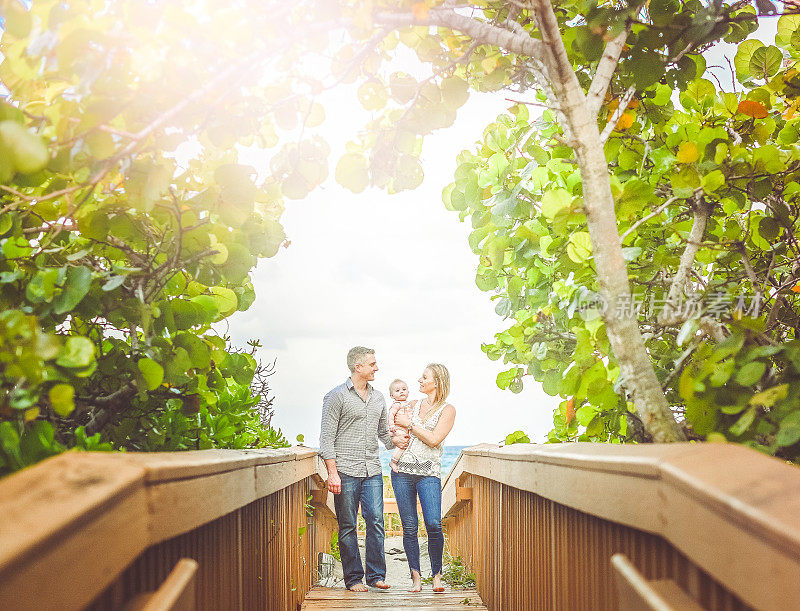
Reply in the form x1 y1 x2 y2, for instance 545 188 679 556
389 379 407 395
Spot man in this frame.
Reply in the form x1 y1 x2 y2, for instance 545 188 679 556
319 346 408 592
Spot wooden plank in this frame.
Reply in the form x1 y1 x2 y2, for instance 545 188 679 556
456 485 472 502
301 586 487 609
612 554 703 611
124 558 198 611
110 447 309 482
147 467 256 545
443 442 800 610
0 454 149 611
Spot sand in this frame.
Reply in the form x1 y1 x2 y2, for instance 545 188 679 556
325 535 431 591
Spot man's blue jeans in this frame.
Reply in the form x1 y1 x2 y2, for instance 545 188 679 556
333 473 386 588
390 471 444 577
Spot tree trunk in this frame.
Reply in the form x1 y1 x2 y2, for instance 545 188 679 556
532 0 685 442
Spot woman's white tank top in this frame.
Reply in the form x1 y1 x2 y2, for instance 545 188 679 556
396 400 446 478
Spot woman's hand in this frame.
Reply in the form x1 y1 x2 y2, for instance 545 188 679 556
395 412 412 428
392 431 409 449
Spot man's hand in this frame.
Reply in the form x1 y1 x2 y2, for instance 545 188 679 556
326 470 342 494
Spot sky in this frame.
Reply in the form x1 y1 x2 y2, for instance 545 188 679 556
223 17 782 448
227 85 560 447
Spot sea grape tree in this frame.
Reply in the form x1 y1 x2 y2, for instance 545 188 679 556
0 0 304 472
443 10 800 459
3 0 797 470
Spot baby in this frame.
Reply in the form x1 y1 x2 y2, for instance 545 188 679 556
388 378 415 473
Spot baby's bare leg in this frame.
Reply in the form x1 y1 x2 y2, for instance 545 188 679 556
390 428 408 472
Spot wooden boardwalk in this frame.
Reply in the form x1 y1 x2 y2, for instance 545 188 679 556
301 586 488 609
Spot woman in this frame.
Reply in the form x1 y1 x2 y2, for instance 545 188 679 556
391 363 456 593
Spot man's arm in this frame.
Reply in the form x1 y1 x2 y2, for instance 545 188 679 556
320 390 343 494
378 399 395 450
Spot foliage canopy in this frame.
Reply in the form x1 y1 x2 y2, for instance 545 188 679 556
3 0 800 468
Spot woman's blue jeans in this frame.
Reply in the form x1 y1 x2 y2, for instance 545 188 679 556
390 471 444 577
332 473 386 588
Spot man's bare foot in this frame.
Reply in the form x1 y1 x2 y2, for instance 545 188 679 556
347 583 368 592
390 460 399 473
368 580 391 590
409 570 422 592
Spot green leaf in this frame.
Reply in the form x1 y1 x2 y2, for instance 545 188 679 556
174 332 211 369
541 188 571 220
56 337 95 369
734 39 765 81
138 358 164 390
567 232 592 263
701 170 725 193
734 361 766 386
749 46 782 81
777 14 800 48
628 52 665 89
777 411 800 447
335 153 369 194
214 164 256 209
504 430 530 445
102 275 126 291
219 243 254 283
441 77 469 109
685 397 717 436
575 404 598 427
48 383 76 416
358 80 388 111
52 266 92 314
0 421 22 468
190 295 220 323
0 120 48 174
649 0 679 26
749 384 788 408
210 287 238 317
729 406 756 437
496 367 518 389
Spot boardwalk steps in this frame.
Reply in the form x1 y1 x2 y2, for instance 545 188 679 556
301 586 488 610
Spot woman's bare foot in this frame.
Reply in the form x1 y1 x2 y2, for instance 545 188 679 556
432 573 444 593
347 583 368 592
408 570 422 592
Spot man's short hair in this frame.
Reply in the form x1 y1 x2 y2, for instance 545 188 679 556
347 346 375 373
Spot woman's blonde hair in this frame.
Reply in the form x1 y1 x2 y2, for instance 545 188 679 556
426 363 450 408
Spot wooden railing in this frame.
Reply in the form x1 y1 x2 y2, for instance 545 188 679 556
0 447 338 611
441 442 800 611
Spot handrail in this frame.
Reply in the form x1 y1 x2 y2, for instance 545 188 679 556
441 442 800 610
0 447 336 610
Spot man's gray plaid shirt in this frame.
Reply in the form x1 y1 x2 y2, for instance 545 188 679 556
319 378 394 477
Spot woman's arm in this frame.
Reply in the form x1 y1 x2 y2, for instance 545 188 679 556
397 405 455 448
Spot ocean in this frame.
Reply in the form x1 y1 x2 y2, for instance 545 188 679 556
380 445 468 478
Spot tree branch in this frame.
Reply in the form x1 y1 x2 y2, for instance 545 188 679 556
738 242 763 295
620 196 678 241
374 9 545 60
586 28 630 118
599 85 636 145
658 199 712 325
